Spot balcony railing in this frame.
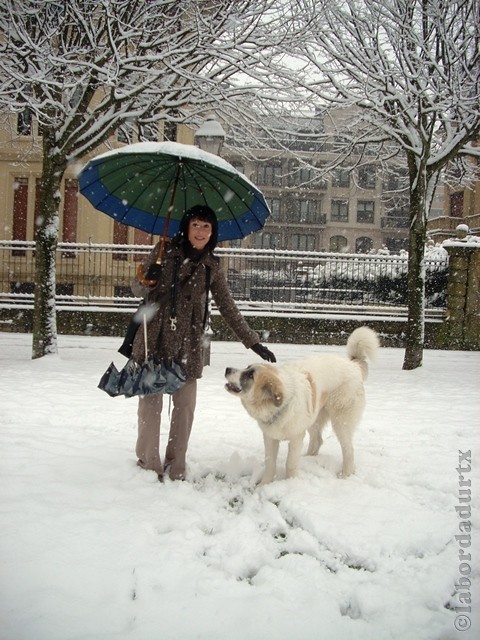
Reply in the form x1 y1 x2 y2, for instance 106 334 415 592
0 240 448 317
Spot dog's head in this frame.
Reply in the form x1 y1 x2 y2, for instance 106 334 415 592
225 364 284 419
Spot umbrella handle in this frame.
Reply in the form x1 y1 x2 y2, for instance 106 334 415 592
157 161 182 264
143 310 148 362
143 161 181 362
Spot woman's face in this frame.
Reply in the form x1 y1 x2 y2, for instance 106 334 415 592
187 218 212 251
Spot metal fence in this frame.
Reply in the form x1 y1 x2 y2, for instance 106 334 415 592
0 240 448 317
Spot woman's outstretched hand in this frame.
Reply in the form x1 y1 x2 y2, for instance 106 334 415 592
250 343 276 362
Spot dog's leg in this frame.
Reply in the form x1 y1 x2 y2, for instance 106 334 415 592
306 410 328 456
259 434 279 485
285 434 304 479
332 421 355 478
306 425 322 455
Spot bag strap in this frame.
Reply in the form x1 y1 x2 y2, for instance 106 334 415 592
203 266 211 330
169 256 181 330
169 258 211 330
169 259 211 332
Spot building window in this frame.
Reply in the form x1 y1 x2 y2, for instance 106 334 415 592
61 179 78 257
332 168 350 188
384 168 408 191
34 178 42 239
450 191 464 217
291 234 315 251
133 228 154 261
139 121 158 142
118 123 134 144
357 200 375 223
257 163 282 187
288 200 317 223
163 121 177 142
358 165 376 189
289 164 316 186
62 179 78 243
113 221 129 260
289 162 328 188
17 108 32 136
314 164 328 189
330 235 348 252
255 232 281 249
299 166 316 184
266 198 281 221
298 200 318 223
12 178 29 255
356 236 373 253
331 200 349 222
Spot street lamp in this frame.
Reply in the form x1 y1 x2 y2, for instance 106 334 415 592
194 115 226 156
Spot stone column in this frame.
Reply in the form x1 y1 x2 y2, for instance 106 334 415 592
443 238 480 350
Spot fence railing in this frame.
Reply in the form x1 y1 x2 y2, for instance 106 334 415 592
0 241 448 317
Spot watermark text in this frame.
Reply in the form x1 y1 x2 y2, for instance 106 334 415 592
453 449 472 632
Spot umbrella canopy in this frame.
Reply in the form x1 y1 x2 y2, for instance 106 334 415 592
98 356 187 398
78 141 271 241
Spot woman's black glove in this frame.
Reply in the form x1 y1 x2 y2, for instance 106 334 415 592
251 343 276 362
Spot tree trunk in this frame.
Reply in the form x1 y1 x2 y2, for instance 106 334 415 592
31 137 66 359
402 181 427 370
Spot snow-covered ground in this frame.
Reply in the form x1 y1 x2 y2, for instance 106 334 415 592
0 332 478 640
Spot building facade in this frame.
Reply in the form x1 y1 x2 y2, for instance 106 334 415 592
426 139 480 242
222 148 411 253
0 111 189 249
2 108 460 254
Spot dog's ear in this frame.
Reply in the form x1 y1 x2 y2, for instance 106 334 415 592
262 379 283 407
254 367 284 407
271 385 283 407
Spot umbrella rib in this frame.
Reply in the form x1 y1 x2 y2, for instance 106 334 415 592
183 164 241 235
183 161 266 235
131 158 178 233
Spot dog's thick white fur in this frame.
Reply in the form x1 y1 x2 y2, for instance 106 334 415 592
225 327 379 485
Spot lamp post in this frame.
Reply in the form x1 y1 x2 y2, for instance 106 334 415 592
194 115 226 156
194 116 226 365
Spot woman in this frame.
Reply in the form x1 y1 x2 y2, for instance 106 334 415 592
130 205 276 481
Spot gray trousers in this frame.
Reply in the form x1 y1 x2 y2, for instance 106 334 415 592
136 379 197 480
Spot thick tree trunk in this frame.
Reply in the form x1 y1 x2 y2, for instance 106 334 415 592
32 139 66 359
402 182 427 370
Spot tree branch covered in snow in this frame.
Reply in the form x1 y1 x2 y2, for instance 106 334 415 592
279 0 480 369
0 0 314 359
295 0 480 178
0 0 309 161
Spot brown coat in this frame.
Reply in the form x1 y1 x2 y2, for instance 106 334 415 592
131 242 259 379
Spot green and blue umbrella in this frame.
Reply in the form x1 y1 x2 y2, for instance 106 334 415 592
78 141 270 241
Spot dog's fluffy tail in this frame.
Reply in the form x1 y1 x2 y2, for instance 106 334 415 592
347 327 379 377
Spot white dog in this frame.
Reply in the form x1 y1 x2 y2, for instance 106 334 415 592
225 327 379 485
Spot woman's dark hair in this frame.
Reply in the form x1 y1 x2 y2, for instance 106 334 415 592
175 205 218 252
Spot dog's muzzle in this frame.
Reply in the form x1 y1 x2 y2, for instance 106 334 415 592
225 382 242 394
225 368 242 394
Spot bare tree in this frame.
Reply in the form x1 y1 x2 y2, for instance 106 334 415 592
0 0 306 359
293 0 480 369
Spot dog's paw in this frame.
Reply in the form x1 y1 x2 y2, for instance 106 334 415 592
337 468 354 479
257 474 275 487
